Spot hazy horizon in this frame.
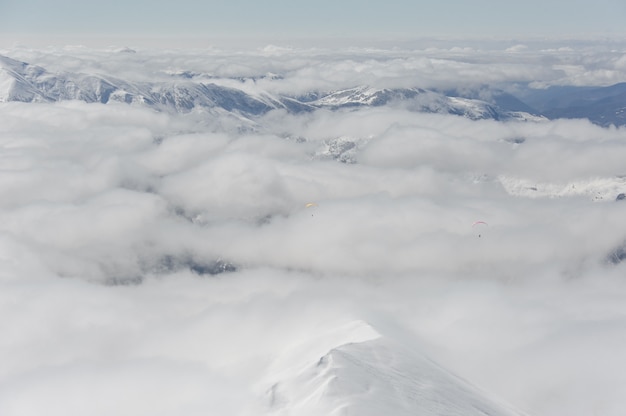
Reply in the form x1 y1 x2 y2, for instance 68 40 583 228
2 0 626 43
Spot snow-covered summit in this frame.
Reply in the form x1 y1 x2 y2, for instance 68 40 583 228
0 55 50 102
264 320 527 416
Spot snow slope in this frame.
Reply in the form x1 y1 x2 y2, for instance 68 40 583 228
264 321 527 416
498 175 626 201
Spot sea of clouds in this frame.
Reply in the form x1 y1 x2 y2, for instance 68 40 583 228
1 40 626 416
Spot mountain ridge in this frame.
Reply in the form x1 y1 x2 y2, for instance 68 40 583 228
4 53 624 126
0 54 540 122
265 320 528 416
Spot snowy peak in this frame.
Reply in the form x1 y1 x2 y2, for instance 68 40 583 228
0 55 50 102
0 54 118 104
0 55 27 73
265 321 527 416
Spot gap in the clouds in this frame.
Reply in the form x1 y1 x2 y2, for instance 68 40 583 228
607 240 626 265
154 255 238 277
103 256 239 286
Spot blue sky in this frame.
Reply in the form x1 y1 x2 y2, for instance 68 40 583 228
1 0 626 40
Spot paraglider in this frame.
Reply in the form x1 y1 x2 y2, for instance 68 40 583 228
305 202 318 217
472 220 488 237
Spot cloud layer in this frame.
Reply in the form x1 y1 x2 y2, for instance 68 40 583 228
1 44 626 416
4 38 626 93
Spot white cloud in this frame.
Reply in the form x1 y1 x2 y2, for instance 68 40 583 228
1 43 626 416
5 38 626 96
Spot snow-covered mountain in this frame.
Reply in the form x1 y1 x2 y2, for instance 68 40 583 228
303 85 537 121
0 54 539 121
264 320 527 416
0 54 288 114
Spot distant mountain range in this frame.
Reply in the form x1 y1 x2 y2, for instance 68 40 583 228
514 83 626 127
0 54 535 122
2 54 625 126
